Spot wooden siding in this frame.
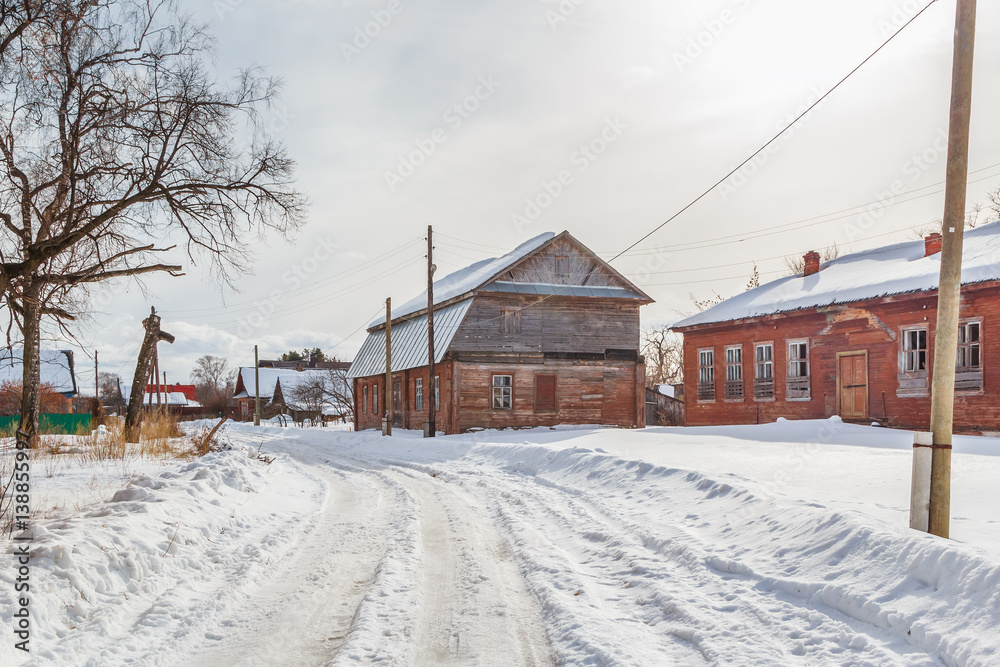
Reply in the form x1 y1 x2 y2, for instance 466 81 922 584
678 281 1000 432
450 293 641 355
497 236 622 287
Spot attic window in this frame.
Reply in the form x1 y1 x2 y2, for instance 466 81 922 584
501 308 521 334
554 255 570 284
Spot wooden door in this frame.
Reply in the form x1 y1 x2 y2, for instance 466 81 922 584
837 352 868 420
392 380 402 427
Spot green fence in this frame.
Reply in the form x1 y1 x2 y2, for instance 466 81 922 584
0 413 93 435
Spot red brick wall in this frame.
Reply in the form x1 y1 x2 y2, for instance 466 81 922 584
354 363 455 432
679 282 1000 432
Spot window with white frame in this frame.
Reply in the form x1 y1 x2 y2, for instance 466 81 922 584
492 375 512 409
754 343 774 400
697 348 715 401
957 321 981 370
725 346 742 382
415 378 423 410
755 343 773 380
786 339 810 400
724 346 743 400
902 327 928 373
363 385 368 414
956 320 983 392
373 384 378 415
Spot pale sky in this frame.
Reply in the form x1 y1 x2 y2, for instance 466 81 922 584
49 0 1000 393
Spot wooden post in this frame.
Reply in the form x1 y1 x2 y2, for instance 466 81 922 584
154 346 162 411
385 297 392 436
928 0 976 540
254 345 261 426
427 225 436 438
124 308 175 442
94 351 99 404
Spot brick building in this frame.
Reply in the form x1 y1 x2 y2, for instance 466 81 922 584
348 231 652 434
672 222 1000 432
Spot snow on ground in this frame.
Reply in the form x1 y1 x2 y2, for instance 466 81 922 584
3 418 1000 665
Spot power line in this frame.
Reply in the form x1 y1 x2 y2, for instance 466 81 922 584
610 0 942 262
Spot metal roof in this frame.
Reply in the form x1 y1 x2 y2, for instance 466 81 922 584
481 281 647 299
348 299 473 379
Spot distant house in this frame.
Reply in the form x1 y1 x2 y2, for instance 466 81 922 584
347 231 653 434
671 223 1000 432
121 384 202 415
233 366 350 423
0 349 78 415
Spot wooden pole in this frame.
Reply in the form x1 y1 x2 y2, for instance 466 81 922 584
385 297 392 436
928 0 977 540
154 346 162 411
254 345 261 426
94 351 99 403
124 307 175 442
427 225 436 438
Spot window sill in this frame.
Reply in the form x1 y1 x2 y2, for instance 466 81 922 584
753 397 776 403
785 396 812 402
724 398 745 403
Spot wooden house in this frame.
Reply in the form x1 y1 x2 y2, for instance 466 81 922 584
347 231 653 433
233 366 350 423
672 223 1000 432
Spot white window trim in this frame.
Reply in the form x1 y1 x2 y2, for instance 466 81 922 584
492 374 513 410
697 347 715 403
785 338 811 402
900 325 929 376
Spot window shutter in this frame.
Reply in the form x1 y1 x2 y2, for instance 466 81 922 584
535 374 556 410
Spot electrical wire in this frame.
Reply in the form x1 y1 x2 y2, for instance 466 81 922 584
609 0 942 262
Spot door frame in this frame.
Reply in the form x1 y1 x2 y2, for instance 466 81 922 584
835 350 869 420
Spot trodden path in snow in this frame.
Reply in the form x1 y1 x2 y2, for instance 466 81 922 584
182 435 555 667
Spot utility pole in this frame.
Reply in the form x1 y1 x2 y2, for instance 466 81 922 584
928 0 977 540
254 345 261 426
385 297 392 436
426 225 436 438
94 351 99 402
124 307 174 442
154 345 162 411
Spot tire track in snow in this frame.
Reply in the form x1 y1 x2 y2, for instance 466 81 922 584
183 464 395 666
475 461 943 666
382 467 555 666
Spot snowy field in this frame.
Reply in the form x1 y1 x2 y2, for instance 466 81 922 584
3 418 1000 666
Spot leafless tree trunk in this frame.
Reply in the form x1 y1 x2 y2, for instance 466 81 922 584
0 1 305 439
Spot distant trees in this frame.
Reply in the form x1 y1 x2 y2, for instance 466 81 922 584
286 370 353 422
0 381 65 416
0 1 304 440
280 348 328 363
97 372 123 406
191 356 235 414
784 244 839 276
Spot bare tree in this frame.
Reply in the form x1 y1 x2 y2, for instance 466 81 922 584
191 355 235 414
641 326 683 388
97 371 122 405
287 370 353 423
0 1 305 439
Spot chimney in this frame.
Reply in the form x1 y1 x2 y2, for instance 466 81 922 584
924 232 943 257
803 250 820 277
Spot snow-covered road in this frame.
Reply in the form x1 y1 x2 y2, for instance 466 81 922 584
5 419 1000 666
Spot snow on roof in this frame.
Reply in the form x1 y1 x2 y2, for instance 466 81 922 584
673 221 1000 329
0 349 77 395
656 384 675 398
370 232 556 327
234 367 339 400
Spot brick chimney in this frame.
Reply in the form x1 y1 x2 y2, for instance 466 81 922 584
924 232 943 257
803 251 820 277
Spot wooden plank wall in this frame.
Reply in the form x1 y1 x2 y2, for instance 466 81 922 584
451 293 641 355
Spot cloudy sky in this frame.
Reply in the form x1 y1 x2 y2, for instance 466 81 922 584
51 0 1000 393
